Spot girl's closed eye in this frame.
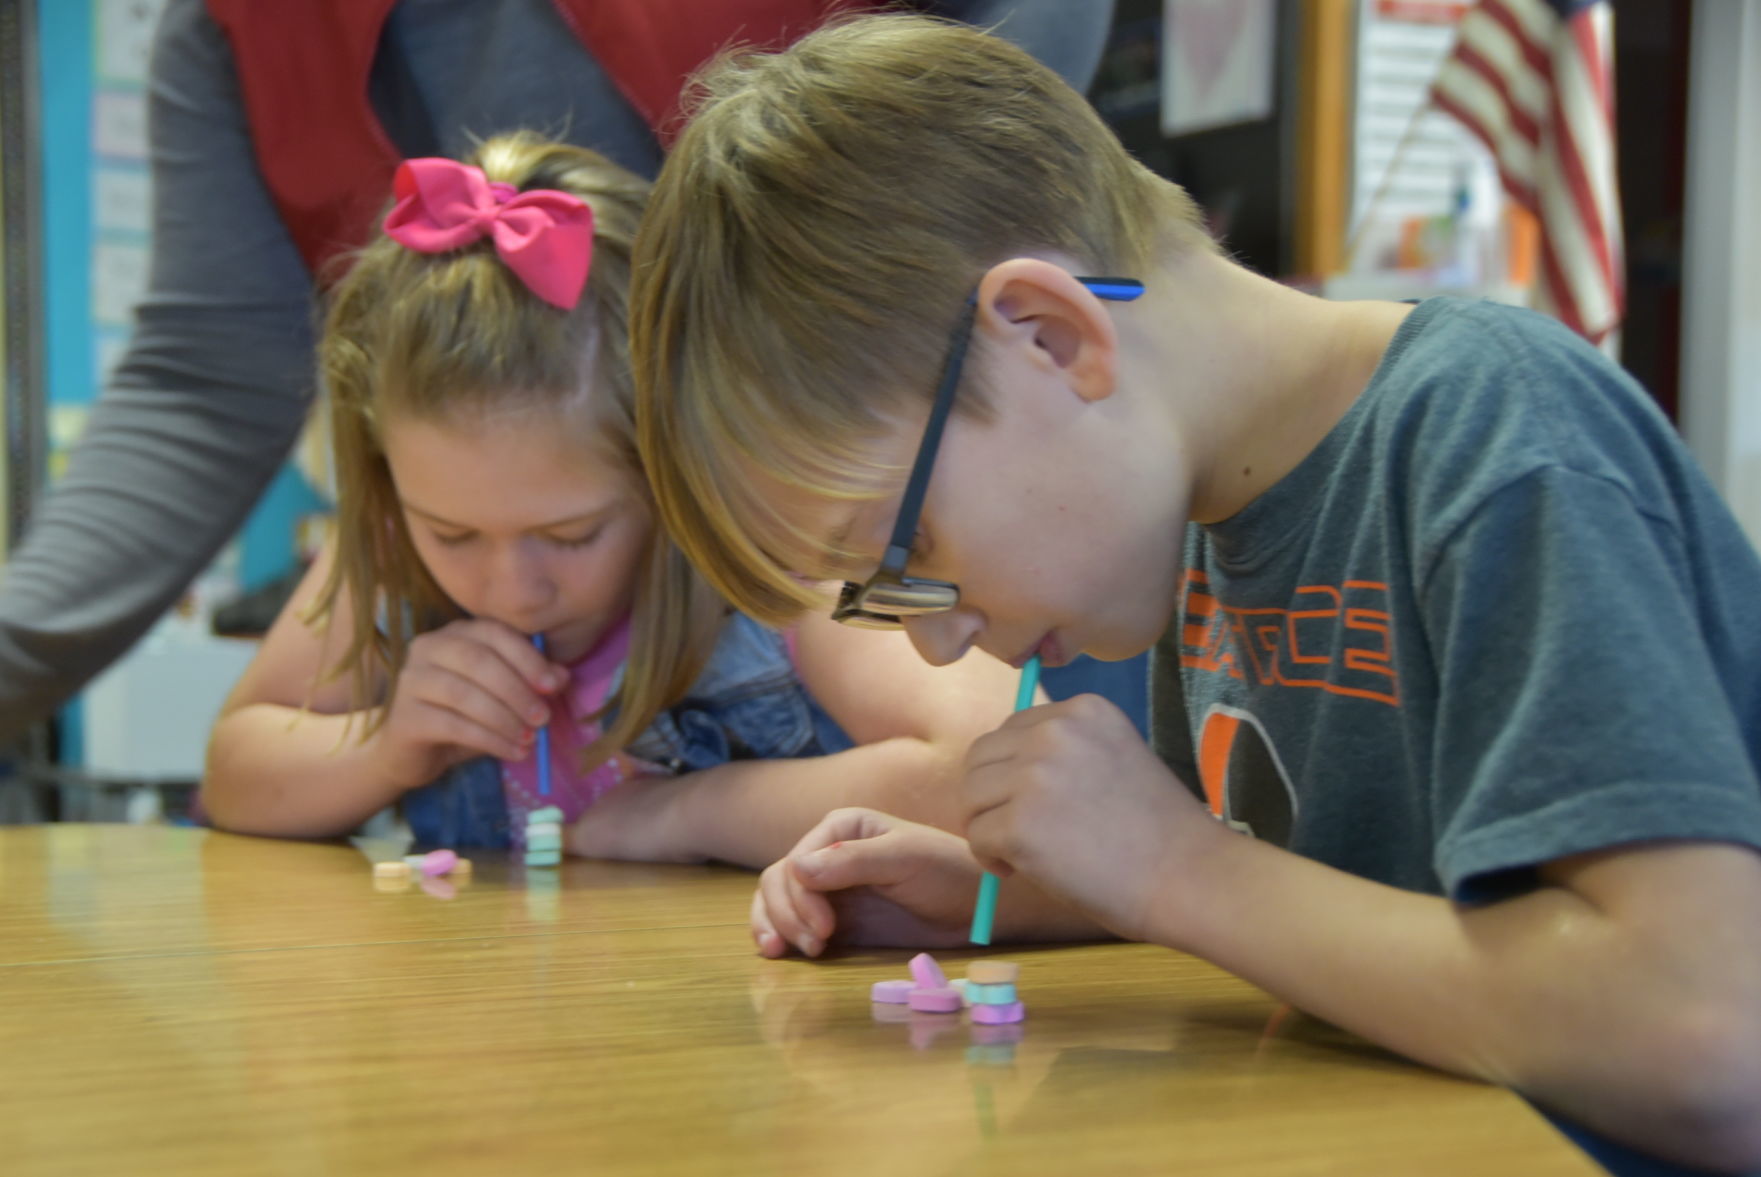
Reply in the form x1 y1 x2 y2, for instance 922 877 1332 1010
551 527 604 549
432 529 477 548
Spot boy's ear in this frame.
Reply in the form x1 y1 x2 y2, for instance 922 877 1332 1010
975 258 1120 404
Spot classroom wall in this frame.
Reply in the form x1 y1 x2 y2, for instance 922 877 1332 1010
1680 0 1761 549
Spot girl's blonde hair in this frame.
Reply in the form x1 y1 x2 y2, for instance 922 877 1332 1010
630 13 1218 627
313 131 723 764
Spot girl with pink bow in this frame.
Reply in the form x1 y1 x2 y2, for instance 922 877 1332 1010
202 133 1020 889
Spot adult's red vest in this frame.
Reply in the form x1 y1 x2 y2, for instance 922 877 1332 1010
205 0 870 276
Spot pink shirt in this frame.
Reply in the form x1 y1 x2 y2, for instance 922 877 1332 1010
501 618 668 845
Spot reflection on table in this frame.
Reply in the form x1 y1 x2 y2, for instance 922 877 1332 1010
0 826 1599 1176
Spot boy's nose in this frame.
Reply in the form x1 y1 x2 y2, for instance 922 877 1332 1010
902 607 982 667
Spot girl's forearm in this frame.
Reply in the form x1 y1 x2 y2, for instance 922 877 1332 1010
571 737 964 869
202 705 407 839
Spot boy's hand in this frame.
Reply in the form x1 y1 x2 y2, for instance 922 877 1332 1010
367 618 564 791
962 694 1221 945
751 808 984 958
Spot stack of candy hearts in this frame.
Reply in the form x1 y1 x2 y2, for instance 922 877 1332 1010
964 960 1024 1024
870 952 1025 1023
524 805 563 867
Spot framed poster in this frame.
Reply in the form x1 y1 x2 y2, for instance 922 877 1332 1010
1160 0 1278 136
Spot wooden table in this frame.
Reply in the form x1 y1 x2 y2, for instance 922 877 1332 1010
0 826 1600 1177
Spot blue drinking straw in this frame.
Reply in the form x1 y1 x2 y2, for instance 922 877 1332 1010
969 655 1041 945
532 633 551 798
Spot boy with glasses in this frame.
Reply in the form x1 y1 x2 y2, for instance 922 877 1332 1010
629 14 1761 1170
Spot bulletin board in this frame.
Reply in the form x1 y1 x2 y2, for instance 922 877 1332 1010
88 0 163 399
1345 0 1502 272
51 0 165 423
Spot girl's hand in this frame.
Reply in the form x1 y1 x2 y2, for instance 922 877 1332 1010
366 618 564 791
751 808 985 958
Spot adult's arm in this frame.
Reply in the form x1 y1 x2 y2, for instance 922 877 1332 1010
0 0 318 738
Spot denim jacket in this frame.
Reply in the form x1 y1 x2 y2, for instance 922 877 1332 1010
403 614 852 849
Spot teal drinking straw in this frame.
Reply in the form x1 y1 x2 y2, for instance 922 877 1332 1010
532 633 551 798
969 654 1041 945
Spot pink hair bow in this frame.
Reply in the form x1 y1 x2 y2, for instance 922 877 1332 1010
383 158 595 310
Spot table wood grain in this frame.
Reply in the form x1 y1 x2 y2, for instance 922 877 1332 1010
0 826 1599 1176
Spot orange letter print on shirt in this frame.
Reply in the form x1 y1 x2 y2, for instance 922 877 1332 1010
1178 570 1401 707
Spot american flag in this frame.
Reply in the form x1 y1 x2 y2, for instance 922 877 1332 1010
1428 0 1623 345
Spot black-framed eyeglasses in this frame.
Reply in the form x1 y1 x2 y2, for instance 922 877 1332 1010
831 276 1146 629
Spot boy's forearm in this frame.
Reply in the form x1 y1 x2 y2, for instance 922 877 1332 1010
1153 833 1761 1171
202 705 406 839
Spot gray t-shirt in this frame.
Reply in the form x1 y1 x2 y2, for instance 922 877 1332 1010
1151 297 1761 902
0 0 1114 739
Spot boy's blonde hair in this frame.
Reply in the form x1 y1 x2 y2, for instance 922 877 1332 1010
631 13 1216 626
315 132 723 763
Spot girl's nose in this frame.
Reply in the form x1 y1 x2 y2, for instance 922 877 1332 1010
487 542 556 626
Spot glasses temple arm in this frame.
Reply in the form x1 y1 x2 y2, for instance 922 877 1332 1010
882 297 977 570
